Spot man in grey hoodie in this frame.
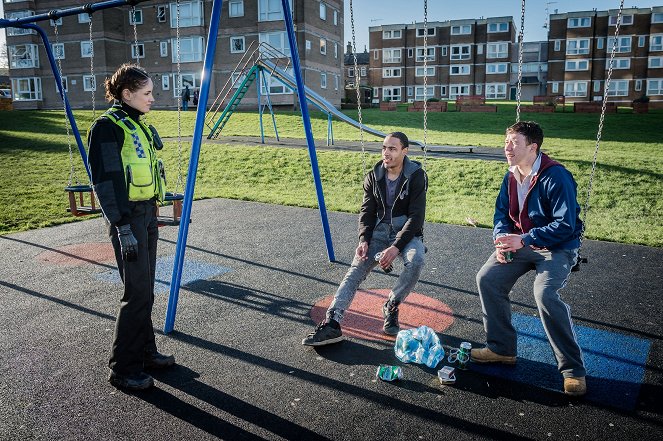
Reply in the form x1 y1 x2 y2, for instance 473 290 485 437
303 132 427 346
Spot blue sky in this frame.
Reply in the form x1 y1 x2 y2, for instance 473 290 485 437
343 0 660 52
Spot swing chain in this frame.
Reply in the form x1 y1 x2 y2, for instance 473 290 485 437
88 15 96 120
515 0 526 122
131 6 140 66
422 0 429 170
579 0 624 249
55 23 77 187
349 0 367 179
175 0 184 193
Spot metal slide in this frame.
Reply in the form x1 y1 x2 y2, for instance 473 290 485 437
256 58 472 152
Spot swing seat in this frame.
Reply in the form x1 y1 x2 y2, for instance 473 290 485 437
65 185 102 217
157 192 185 227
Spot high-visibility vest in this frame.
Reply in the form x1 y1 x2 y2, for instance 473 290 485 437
101 106 165 202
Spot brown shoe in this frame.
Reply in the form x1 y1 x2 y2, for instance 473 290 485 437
563 376 587 396
471 347 517 365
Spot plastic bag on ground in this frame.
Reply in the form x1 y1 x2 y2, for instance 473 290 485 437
394 325 444 368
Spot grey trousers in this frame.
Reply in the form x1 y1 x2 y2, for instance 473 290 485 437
327 222 425 323
476 246 586 378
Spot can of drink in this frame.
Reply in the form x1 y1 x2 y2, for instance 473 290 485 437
376 364 403 381
502 251 513 263
457 342 472 369
374 252 393 273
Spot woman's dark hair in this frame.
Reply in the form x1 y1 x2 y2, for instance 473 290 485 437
388 131 409 149
104 63 151 102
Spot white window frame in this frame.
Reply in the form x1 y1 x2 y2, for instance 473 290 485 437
383 48 402 63
416 27 435 37
11 77 42 101
258 0 292 22
651 35 663 52
230 36 245 53
485 83 506 99
415 66 435 77
259 31 291 57
81 41 94 58
449 84 470 99
374 50 379 60
475 84 483 96
647 79 663 95
607 36 632 53
56 76 68 93
334 42 338 58
451 25 471 35
306 40 311 51
450 64 471 75
382 68 402 78
440 86 447 96
607 80 629 96
414 85 434 101
129 8 143 25
334 74 339 91
259 67 294 95
78 13 91 23
162 74 170 90
566 38 590 55
83 75 96 92
597 38 605 50
487 42 508 59
593 80 601 93
639 36 646 48
487 22 508 33
383 29 402 39
564 81 588 97
318 72 326 89
173 72 201 97
608 57 630 70
609 14 633 26
416 47 435 62
407 48 414 58
477 44 484 55
229 0 244 18
9 44 40 69
171 36 204 62
157 5 168 22
565 59 589 71
360 67 366 77
7 11 36 36
131 43 145 59
333 10 338 26
649 56 663 68
170 1 203 27
52 43 65 60
450 45 471 61
407 86 414 97
320 38 327 55
319 2 326 20
635 79 642 91
552 82 559 94
382 87 401 101
441 46 448 57
653 13 663 24
486 62 508 74
554 40 561 51
160 41 169 57
568 17 591 28
348 67 354 78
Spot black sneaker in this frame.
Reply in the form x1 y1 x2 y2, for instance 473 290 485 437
108 371 154 390
144 351 176 370
382 301 400 335
302 319 343 346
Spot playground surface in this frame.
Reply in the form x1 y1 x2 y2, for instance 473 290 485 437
1 198 661 441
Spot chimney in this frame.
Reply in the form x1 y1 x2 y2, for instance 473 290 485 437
346 41 353 54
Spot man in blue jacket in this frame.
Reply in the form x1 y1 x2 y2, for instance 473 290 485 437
302 132 427 346
472 121 587 397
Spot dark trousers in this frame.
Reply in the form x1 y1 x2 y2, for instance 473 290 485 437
108 200 159 375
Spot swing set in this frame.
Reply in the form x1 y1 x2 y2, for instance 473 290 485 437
0 0 625 332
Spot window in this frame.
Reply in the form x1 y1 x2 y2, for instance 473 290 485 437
259 68 293 94
639 36 646 48
554 40 561 51
230 36 245 53
231 72 247 88
487 22 508 33
449 84 470 99
50 17 63 26
487 43 508 59
9 44 39 69
162 74 170 90
81 41 93 58
414 86 434 101
383 48 401 63
174 73 201 97
52 43 65 60
131 43 145 59
485 83 506 99
407 86 414 97
475 84 483 95
170 1 203 27
78 13 91 23
360 67 366 77
416 27 435 37
651 35 663 51
348 67 354 78
306 40 311 50
258 0 292 22
477 44 484 55
374 50 379 60
11 77 42 101
55 76 68 93
416 47 435 62
441 46 448 57
334 74 339 90
635 79 642 91
415 66 435 77
319 2 326 20
440 86 447 96
607 36 632 53
450 64 470 75
171 36 204 62
319 72 326 89
647 79 663 95
566 59 589 71
259 31 291 57
382 87 401 101
382 68 401 78
83 75 96 92
609 14 633 26
229 0 244 17
408 48 414 58
566 38 590 55
7 11 36 36
551 82 559 94
334 42 338 58
129 8 143 25
568 17 591 28
160 41 168 57
383 30 402 39
320 38 327 55
607 80 628 96
608 58 630 70
564 81 588 97
597 38 605 50
593 80 601 92
333 10 338 26
653 13 663 23
649 57 663 68
450 45 471 60
487 63 508 74
157 5 168 22
451 25 471 35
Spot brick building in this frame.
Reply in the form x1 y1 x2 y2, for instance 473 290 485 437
547 6 663 105
368 17 515 103
342 41 371 105
4 0 344 110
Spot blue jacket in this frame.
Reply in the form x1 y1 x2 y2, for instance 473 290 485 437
493 153 583 250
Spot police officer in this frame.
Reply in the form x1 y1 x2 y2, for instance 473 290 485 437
88 63 174 390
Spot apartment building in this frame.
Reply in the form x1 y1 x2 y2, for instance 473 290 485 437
368 17 515 103
547 6 663 105
510 41 548 101
342 41 371 104
4 0 344 110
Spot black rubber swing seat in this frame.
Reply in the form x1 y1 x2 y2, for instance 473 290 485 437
157 192 186 227
65 185 102 216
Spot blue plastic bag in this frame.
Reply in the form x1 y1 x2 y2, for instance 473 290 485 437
394 325 444 368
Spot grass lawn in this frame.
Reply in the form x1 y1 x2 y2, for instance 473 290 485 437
1 103 661 247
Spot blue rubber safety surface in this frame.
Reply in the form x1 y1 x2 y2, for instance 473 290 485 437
96 255 232 294
470 313 651 411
